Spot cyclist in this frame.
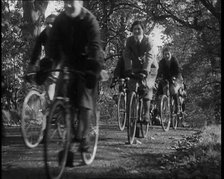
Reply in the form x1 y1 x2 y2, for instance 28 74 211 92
156 46 184 114
46 0 104 152
123 20 158 123
27 14 57 100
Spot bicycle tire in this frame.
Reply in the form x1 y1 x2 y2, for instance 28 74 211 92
160 95 171 132
171 97 178 130
117 92 127 131
21 90 46 148
128 92 138 144
44 99 71 179
139 99 149 138
81 110 99 165
177 96 185 127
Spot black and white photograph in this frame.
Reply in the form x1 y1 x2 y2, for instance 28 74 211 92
2 0 221 179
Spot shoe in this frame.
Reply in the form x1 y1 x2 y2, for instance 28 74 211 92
78 138 89 153
58 150 74 167
71 136 81 143
143 115 150 123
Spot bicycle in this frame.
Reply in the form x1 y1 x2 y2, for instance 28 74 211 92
111 77 130 131
175 86 187 128
21 72 57 148
127 72 149 144
159 78 178 132
148 82 161 126
44 67 99 179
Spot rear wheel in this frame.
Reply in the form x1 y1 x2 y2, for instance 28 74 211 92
117 92 127 131
160 95 171 132
171 97 178 130
44 100 71 179
21 90 46 148
177 96 185 127
128 92 138 144
81 110 99 165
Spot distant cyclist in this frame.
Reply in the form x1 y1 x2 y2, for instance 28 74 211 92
123 20 158 123
156 47 184 114
27 14 57 100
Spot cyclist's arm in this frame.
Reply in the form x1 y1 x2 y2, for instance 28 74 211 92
86 14 103 74
45 16 61 67
123 37 133 72
142 37 155 73
156 60 163 79
29 33 44 66
172 57 181 78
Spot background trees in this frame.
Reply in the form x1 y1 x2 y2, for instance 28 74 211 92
1 0 221 126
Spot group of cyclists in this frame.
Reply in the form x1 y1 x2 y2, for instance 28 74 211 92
111 21 187 125
21 0 186 167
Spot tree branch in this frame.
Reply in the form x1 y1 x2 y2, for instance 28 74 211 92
199 0 221 23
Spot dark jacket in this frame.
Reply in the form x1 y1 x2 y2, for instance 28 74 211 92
46 8 103 73
30 29 48 66
157 56 180 81
123 35 155 73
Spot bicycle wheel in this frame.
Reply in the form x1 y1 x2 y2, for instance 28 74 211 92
160 95 171 132
81 110 99 165
171 97 178 130
21 90 46 148
117 92 127 131
128 92 138 144
177 97 185 127
139 99 149 138
44 99 71 179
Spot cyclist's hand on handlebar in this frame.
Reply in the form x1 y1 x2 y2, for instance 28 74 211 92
139 70 148 77
27 64 38 74
110 77 118 88
24 65 38 83
172 76 176 81
124 70 133 77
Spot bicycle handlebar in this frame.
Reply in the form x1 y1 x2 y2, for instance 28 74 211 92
24 68 85 79
128 72 147 80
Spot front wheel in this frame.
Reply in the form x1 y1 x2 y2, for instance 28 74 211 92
81 110 99 165
117 92 127 131
139 99 149 138
21 90 46 148
44 99 71 179
160 95 171 132
127 92 138 144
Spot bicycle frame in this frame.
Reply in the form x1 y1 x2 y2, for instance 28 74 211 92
127 73 149 143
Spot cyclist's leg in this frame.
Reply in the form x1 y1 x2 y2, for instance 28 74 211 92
126 79 137 117
143 91 152 122
143 74 156 122
170 83 179 114
78 87 97 151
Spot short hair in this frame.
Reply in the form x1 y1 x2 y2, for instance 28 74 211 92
130 20 145 32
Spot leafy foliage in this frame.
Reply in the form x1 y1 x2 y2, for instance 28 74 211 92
1 0 221 126
162 125 221 178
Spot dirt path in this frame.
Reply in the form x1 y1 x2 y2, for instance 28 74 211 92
2 121 198 179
